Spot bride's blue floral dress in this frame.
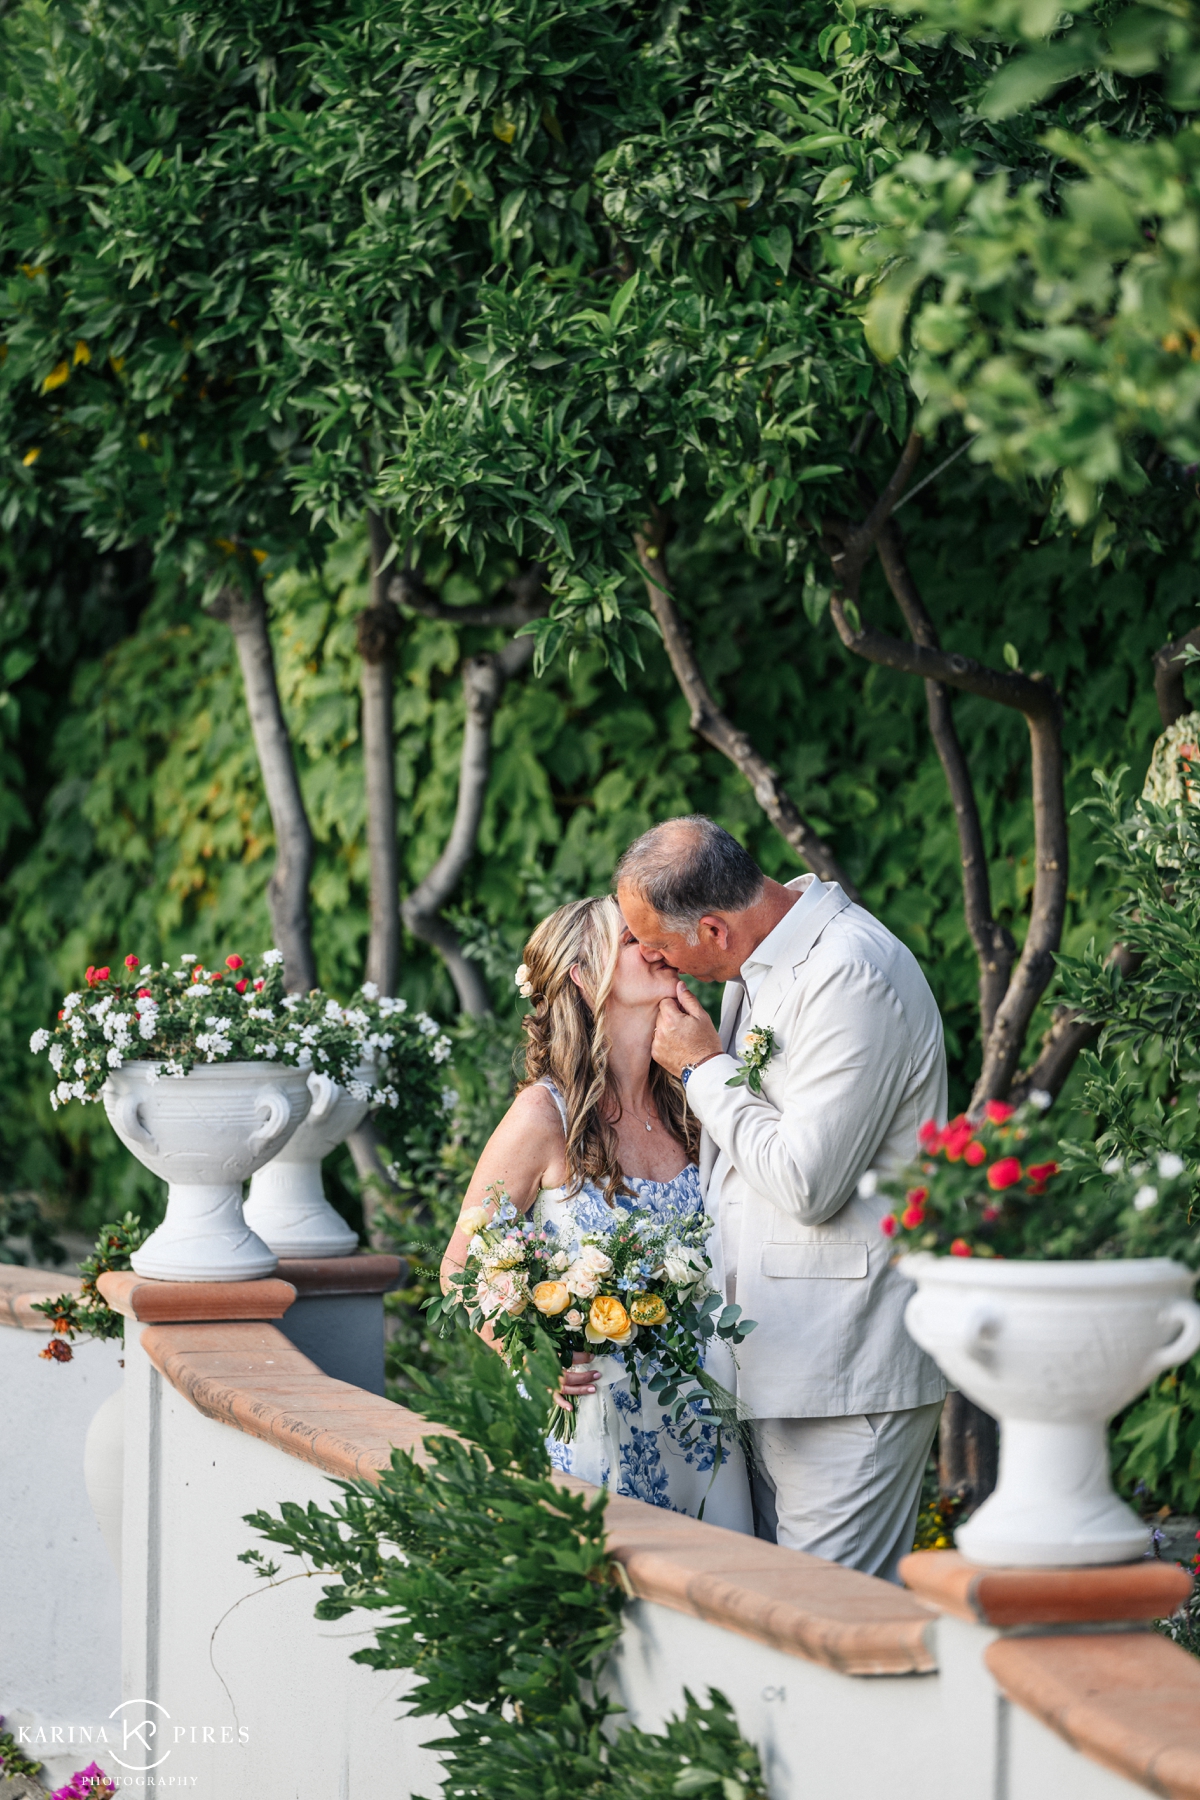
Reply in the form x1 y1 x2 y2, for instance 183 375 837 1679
533 1082 752 1533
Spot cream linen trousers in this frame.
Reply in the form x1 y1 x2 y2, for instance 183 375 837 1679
750 1401 943 1585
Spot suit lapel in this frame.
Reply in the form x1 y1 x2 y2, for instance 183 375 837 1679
751 881 853 1027
718 979 745 1053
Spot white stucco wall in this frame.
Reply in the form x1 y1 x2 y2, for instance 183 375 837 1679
106 1323 1153 1800
0 1319 123 1786
116 1329 443 1796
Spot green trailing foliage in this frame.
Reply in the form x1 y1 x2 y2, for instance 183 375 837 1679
1050 770 1200 1510
244 1330 767 1800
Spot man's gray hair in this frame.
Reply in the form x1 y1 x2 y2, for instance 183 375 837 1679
614 816 765 939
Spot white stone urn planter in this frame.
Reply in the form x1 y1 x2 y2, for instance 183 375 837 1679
901 1253 1200 1566
103 1061 313 1281
242 1067 371 1258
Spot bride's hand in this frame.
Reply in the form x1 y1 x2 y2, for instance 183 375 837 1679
555 1351 598 1411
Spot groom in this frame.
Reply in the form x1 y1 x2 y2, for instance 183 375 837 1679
616 815 948 1584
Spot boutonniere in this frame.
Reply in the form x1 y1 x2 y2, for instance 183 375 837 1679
726 1024 776 1095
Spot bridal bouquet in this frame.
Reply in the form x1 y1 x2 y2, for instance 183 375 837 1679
425 1189 755 1451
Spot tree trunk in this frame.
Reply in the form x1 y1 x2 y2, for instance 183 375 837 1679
359 512 402 996
209 584 316 993
939 1392 999 1518
635 516 860 899
402 637 535 1015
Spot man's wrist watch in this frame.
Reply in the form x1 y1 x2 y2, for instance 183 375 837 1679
680 1052 720 1088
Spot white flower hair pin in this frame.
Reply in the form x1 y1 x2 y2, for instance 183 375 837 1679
514 963 534 999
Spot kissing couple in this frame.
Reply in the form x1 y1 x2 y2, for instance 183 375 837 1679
442 816 948 1582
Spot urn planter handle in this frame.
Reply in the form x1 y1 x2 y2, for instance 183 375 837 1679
1141 1297 1200 1385
247 1086 293 1159
116 1091 158 1155
306 1071 340 1122
963 1306 1002 1371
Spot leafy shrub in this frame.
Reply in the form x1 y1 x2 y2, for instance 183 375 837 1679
243 1330 767 1799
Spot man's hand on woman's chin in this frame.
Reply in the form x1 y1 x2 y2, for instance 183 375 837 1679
651 981 723 1077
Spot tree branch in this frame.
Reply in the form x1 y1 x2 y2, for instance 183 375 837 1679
359 511 402 997
208 584 316 993
401 628 538 1016
635 515 861 901
1009 943 1143 1105
874 521 1015 1041
390 563 549 631
825 436 1067 1106
1153 624 1200 729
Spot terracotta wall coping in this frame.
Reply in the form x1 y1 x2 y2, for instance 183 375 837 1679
98 1271 296 1323
901 1548 1193 1627
275 1253 402 1296
141 1318 938 1677
988 1633 1200 1800
0 1263 81 1331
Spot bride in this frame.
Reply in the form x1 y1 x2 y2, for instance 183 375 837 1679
441 894 751 1530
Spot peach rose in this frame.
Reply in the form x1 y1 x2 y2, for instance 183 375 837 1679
629 1293 667 1326
586 1296 631 1342
532 1280 572 1316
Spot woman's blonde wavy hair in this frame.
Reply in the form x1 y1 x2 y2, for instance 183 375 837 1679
518 894 699 1205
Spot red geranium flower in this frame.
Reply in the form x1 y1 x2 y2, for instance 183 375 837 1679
987 1156 1022 1191
918 1119 940 1151
943 1119 974 1162
253 977 265 991
981 1204 1001 1223
964 1140 986 1167
137 987 151 998
901 1203 926 1229
124 954 139 969
985 1100 1017 1124
96 966 109 982
235 978 248 994
880 1214 899 1237
949 1238 973 1257
226 954 244 970
1027 1162 1059 1183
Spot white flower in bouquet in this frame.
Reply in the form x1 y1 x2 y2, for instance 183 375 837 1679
564 1261 601 1298
577 1243 614 1275
482 1234 527 1273
477 1270 530 1318
458 1206 490 1240
660 1244 707 1290
550 1249 570 1272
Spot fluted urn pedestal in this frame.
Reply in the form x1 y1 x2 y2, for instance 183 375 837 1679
103 1061 313 1282
243 1068 371 1258
901 1253 1200 1566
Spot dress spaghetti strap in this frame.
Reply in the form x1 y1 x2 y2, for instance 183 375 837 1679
538 1076 569 1133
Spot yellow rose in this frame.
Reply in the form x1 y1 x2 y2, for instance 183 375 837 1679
587 1295 631 1341
458 1205 490 1240
532 1280 572 1316
629 1293 667 1327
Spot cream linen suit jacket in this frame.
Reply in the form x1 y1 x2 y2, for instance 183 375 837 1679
685 875 948 1420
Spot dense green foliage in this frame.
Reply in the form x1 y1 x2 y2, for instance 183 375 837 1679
844 0 1200 527
244 1331 768 1800
1 484 1194 1240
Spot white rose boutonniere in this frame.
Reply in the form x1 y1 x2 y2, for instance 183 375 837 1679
726 1024 776 1096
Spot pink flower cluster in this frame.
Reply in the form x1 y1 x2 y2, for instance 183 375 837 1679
50 1764 117 1799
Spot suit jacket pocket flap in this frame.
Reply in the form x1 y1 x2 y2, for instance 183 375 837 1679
760 1241 868 1280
